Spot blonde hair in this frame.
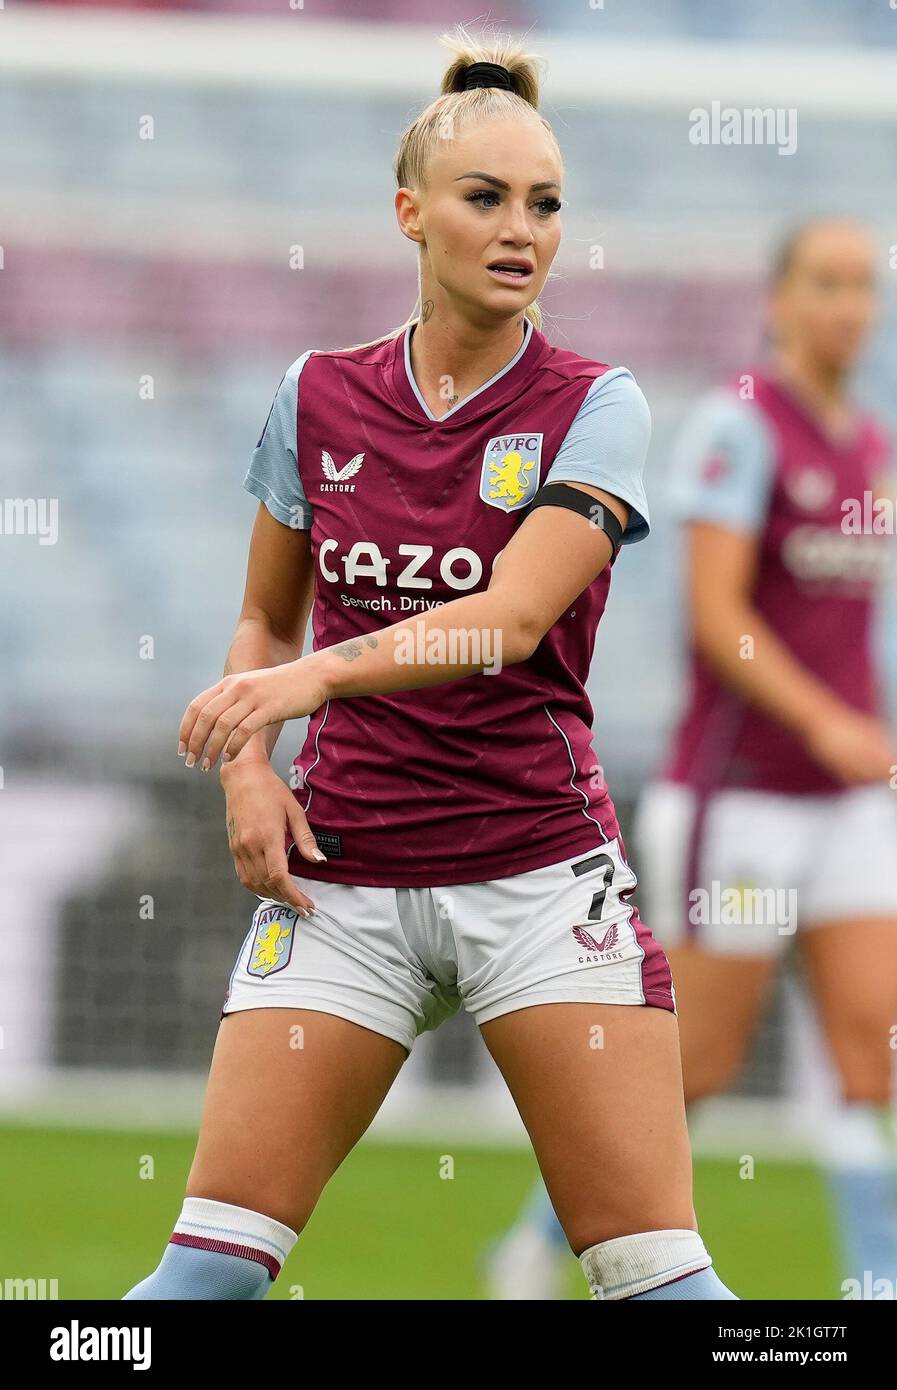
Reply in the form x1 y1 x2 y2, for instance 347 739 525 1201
340 23 559 353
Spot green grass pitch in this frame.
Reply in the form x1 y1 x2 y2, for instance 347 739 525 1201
0 1123 839 1300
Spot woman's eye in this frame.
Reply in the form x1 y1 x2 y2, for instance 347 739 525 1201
466 190 562 216
467 189 500 208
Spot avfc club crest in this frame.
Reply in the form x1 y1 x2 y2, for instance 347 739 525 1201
480 433 543 512
247 903 299 979
785 466 836 512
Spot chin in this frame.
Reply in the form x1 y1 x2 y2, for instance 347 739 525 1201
825 349 860 374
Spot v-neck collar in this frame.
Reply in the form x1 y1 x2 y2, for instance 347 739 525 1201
401 318 534 423
765 368 862 453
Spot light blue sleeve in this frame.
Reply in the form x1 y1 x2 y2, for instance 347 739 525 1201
667 389 776 531
542 367 651 545
243 351 315 529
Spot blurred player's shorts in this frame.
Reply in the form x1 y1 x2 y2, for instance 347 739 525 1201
220 839 674 1052
634 781 897 957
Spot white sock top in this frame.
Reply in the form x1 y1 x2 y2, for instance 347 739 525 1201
174 1197 298 1275
580 1228 710 1300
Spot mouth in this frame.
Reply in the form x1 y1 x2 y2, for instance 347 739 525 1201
486 259 534 286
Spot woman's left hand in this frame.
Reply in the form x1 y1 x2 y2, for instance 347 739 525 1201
178 659 326 770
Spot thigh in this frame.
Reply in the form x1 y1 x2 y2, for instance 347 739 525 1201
796 785 897 1097
192 880 433 1231
799 918 897 1101
480 1002 694 1256
187 1007 405 1232
666 943 777 1101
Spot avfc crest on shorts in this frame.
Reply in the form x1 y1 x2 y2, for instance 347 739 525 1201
247 903 298 979
480 433 543 512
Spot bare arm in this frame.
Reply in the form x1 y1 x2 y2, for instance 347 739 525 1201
200 503 321 909
181 503 313 769
684 520 845 735
303 483 628 701
684 520 896 783
179 482 629 766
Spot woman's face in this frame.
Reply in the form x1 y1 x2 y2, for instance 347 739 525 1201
397 116 564 320
770 222 878 373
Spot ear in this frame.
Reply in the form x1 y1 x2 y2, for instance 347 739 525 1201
395 187 424 245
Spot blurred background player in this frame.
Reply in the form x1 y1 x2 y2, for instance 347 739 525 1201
639 217 897 1296
489 217 897 1300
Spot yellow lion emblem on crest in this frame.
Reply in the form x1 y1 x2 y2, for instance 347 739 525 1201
250 920 291 976
488 450 536 508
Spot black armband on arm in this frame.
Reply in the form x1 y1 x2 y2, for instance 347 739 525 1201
526 482 625 565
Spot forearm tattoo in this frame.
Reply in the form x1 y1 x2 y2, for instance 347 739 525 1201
331 635 379 663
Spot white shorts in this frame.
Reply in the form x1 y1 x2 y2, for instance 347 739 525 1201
634 781 897 958
221 838 674 1053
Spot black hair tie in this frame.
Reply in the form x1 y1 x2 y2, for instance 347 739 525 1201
463 61 512 91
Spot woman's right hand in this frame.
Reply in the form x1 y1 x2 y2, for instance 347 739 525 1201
220 758 323 915
803 706 897 787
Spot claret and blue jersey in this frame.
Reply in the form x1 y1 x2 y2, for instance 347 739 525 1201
244 318 652 888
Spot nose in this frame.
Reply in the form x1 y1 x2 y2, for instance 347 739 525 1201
499 200 535 246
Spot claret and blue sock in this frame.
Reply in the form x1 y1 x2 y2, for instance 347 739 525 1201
123 1197 298 1300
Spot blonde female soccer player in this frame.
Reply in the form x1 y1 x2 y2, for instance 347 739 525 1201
124 26 736 1302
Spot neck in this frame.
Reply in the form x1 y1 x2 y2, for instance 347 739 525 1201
772 344 847 408
409 297 528 412
770 343 859 441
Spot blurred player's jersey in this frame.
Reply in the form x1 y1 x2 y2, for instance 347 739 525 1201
663 368 892 795
245 320 651 886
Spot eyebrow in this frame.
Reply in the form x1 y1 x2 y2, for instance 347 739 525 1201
454 171 561 193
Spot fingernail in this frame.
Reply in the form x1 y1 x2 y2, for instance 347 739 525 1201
185 753 196 768
201 758 210 772
312 849 327 862
177 743 186 757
